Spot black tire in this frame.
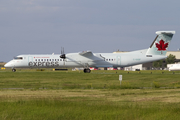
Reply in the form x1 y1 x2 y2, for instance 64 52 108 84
87 69 91 73
12 69 16 72
84 68 91 73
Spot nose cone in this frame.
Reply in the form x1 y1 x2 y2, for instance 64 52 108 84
4 62 10 67
4 61 14 68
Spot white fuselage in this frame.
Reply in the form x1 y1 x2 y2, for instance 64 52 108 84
5 49 166 69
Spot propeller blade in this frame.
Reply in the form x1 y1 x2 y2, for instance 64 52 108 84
63 47 64 54
60 47 66 59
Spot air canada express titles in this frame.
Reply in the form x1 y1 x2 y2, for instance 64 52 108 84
28 61 60 67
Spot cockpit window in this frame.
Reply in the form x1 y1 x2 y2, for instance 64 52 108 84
14 57 23 60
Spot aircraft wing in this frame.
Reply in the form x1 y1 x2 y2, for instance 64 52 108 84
79 51 93 57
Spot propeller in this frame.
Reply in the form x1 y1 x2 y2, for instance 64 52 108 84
60 47 66 66
60 47 66 59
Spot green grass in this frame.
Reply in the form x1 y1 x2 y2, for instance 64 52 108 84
0 69 180 119
0 69 180 89
1 99 180 120
0 89 180 120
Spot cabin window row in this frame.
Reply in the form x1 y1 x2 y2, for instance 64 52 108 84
35 59 64 62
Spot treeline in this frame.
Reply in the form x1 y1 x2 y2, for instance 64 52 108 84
153 54 177 69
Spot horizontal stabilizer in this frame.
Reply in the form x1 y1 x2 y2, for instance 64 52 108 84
156 31 175 35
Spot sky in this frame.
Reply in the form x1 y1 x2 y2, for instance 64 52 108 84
1 0 180 62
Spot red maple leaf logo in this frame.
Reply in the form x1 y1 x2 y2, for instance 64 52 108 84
155 39 168 51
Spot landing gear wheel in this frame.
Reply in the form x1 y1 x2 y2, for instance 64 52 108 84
12 69 16 72
84 68 91 73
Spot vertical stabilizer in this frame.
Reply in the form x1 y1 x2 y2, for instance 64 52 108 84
146 31 175 55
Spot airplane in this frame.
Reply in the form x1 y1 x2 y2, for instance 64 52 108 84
4 31 175 73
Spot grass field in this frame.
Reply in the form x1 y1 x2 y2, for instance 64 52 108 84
0 69 180 119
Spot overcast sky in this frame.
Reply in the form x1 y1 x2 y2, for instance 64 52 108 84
1 0 180 62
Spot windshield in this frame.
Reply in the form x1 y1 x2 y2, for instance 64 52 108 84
14 57 23 60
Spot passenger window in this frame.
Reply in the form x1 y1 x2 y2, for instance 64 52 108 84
38 59 40 61
44 59 46 61
41 59 43 61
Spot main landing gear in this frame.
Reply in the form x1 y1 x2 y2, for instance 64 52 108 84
12 68 16 72
84 68 91 73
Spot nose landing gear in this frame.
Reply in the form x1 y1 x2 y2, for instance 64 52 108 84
84 68 91 73
12 69 16 72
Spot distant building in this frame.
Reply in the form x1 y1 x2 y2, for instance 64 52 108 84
124 64 143 71
0 62 5 67
166 51 180 59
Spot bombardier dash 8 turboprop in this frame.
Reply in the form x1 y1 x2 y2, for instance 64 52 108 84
5 31 175 73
